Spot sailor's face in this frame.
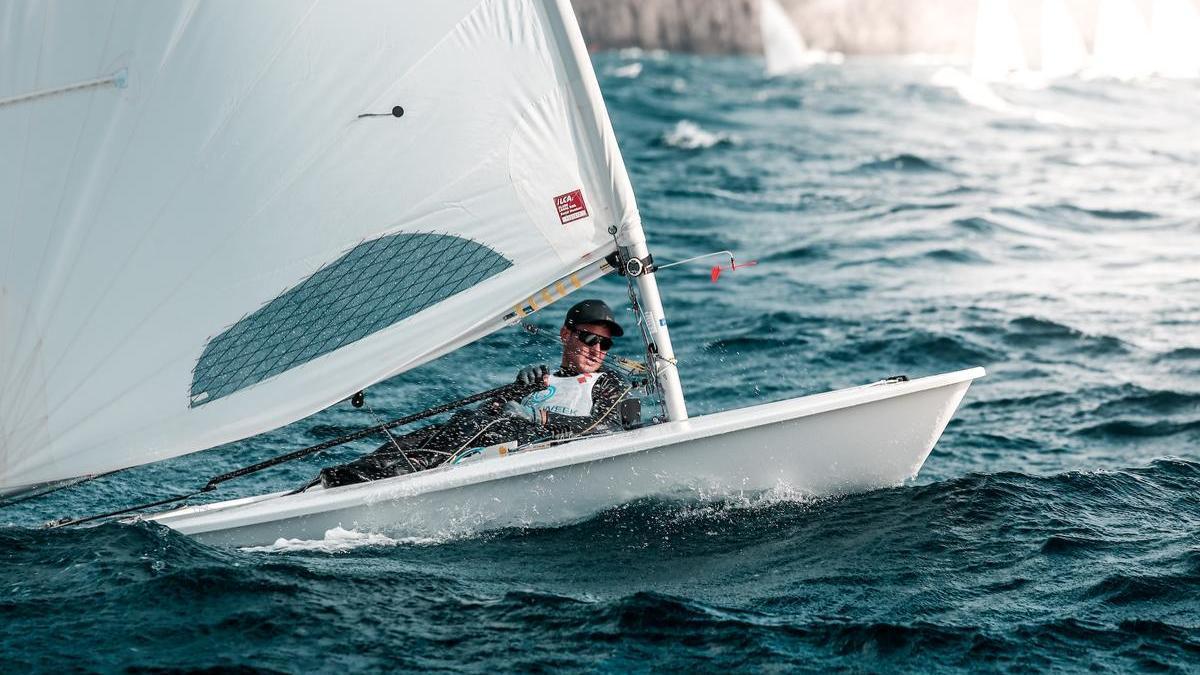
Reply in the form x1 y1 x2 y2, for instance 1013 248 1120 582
560 322 613 373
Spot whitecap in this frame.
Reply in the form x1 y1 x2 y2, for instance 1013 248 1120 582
660 120 734 150
612 62 642 79
931 67 1082 127
240 526 449 553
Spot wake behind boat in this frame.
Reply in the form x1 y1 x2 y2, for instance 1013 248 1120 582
1 0 983 543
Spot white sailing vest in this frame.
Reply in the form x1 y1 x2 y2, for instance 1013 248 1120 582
521 372 600 417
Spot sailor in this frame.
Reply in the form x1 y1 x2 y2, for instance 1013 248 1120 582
506 298 628 436
318 299 630 488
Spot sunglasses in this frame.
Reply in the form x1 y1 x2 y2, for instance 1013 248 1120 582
571 328 613 351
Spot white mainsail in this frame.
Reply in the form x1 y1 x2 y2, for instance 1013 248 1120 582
1149 0 1200 78
972 0 1029 81
760 0 840 75
1040 0 1089 78
1092 0 1155 79
0 0 644 495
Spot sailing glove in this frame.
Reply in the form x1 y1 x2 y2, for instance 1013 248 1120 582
516 364 550 387
503 400 545 426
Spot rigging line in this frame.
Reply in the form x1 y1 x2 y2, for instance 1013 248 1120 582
448 418 507 459
364 399 418 474
44 381 529 527
654 250 735 270
576 385 634 437
609 228 666 418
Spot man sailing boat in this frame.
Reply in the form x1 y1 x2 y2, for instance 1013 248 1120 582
318 300 630 487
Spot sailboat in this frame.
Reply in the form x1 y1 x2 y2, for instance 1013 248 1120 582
972 0 1029 81
760 0 842 75
1 1 984 546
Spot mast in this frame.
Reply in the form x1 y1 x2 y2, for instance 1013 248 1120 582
543 0 689 422
621 232 689 422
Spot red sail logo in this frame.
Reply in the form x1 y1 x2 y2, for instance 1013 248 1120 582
554 189 589 225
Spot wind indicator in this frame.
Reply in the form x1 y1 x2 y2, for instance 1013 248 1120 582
710 258 758 283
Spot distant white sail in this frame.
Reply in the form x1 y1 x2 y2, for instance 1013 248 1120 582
1092 0 1155 79
972 0 1029 81
1150 0 1200 78
760 0 840 75
1040 0 1089 78
0 1 641 494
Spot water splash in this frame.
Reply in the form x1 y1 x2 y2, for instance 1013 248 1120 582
612 62 643 79
931 67 1080 126
240 526 451 553
659 120 736 150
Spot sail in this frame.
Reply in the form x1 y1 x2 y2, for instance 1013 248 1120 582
1149 0 1200 78
1040 0 1088 78
0 0 640 494
972 0 1029 81
1092 0 1155 79
759 0 840 75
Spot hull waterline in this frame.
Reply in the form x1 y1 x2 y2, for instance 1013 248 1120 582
149 368 985 547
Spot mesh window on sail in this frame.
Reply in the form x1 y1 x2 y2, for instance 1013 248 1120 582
190 232 511 406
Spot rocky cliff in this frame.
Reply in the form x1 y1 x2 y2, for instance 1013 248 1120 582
572 0 761 54
573 0 1103 58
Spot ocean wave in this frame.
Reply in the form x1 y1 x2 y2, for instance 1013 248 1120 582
1056 204 1159 221
952 216 999 234
611 62 643 79
763 243 828 263
822 331 1001 369
1156 347 1200 362
846 153 947 174
1086 386 1200 417
658 120 735 149
1085 570 1200 605
1074 419 1200 439
240 526 453 554
1003 316 1130 356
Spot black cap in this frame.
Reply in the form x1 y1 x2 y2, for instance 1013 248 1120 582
563 299 624 337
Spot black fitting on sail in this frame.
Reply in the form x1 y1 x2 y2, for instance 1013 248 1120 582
357 105 405 119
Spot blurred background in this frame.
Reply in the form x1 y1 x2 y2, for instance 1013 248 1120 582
575 0 1200 82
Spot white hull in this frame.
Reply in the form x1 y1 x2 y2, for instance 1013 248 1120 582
150 368 984 547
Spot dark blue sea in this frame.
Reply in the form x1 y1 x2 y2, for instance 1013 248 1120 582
4 53 1200 672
